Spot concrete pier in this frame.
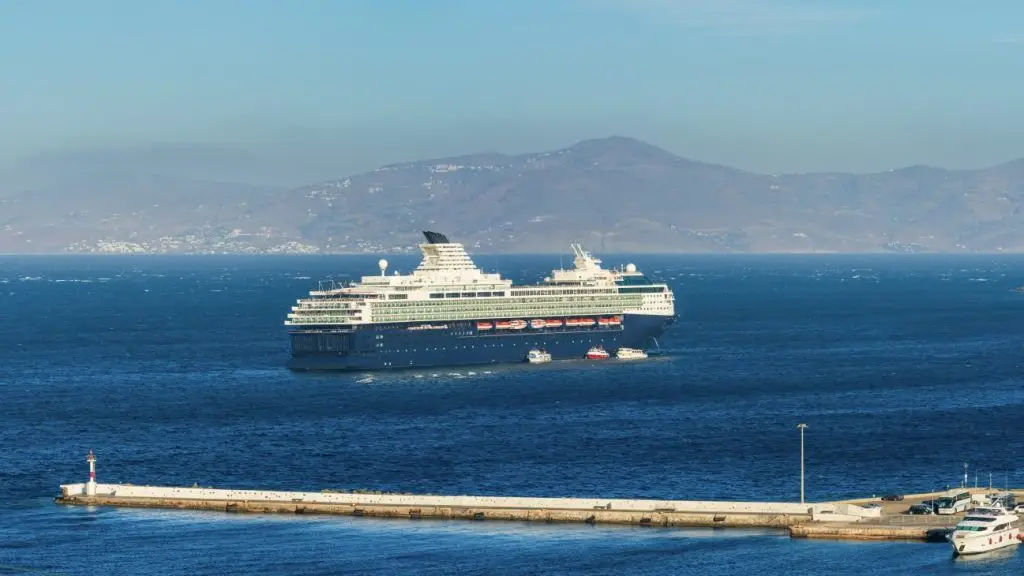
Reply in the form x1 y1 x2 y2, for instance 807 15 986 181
789 523 956 542
53 455 1022 542
55 483 827 529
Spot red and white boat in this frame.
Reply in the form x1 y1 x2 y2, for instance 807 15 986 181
585 345 610 360
545 319 564 327
608 316 622 326
598 317 611 327
495 320 512 330
579 318 596 327
476 321 493 330
508 319 527 330
529 319 546 329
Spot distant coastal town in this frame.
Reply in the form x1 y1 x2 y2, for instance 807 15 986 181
62 229 409 255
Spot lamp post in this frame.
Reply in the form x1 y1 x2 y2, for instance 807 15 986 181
797 424 808 504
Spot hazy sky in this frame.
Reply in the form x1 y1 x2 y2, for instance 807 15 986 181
3 0 1024 174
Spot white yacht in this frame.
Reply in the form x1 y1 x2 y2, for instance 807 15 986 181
526 349 552 364
948 505 1020 556
615 347 648 360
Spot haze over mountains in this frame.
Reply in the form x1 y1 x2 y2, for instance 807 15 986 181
2 136 1023 254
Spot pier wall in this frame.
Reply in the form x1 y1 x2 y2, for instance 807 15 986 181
60 483 824 516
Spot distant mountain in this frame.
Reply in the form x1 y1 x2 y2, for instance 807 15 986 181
2 135 1024 254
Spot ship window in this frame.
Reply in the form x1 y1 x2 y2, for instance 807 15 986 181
429 293 444 299
445 293 460 298
462 292 475 297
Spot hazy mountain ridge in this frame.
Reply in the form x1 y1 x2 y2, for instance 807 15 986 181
2 136 1023 254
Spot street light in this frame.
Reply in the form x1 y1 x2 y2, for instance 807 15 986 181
797 423 808 504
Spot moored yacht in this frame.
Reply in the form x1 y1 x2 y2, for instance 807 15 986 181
949 505 1020 556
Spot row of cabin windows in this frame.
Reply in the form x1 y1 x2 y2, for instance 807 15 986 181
377 295 643 308
510 289 616 297
617 286 665 294
371 305 632 318
375 339 611 353
429 291 507 299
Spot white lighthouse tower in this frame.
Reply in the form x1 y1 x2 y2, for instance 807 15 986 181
85 449 97 496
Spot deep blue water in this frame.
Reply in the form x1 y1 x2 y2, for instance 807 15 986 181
1 253 1023 575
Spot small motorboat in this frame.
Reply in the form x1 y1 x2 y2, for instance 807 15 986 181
585 345 609 360
526 349 552 364
615 347 648 360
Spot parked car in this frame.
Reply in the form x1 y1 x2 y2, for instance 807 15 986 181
907 504 933 515
881 494 904 502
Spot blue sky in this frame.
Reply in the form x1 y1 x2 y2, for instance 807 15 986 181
2 0 1024 173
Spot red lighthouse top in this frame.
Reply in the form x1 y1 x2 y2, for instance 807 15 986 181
86 450 95 463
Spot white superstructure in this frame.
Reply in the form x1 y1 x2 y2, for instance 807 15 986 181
286 232 674 327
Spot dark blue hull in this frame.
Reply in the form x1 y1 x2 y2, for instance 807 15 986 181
287 314 674 371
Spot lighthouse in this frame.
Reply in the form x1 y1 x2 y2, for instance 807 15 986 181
86 450 97 496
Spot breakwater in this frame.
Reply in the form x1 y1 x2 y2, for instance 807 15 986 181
58 481 1022 542
57 482 840 528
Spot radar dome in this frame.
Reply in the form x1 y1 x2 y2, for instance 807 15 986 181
626 263 637 273
378 259 389 274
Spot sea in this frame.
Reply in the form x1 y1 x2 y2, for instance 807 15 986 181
1 253 1023 575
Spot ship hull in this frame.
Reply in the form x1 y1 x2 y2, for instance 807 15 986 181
287 313 673 371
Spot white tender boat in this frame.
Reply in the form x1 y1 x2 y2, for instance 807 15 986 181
526 349 552 364
615 347 648 360
949 505 1020 556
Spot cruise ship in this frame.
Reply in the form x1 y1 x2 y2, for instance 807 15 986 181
285 231 675 371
